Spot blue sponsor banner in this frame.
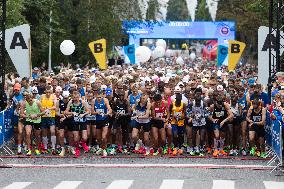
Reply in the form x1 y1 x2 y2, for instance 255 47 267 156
0 111 4 146
271 120 282 161
4 108 14 142
124 44 135 64
217 45 228 67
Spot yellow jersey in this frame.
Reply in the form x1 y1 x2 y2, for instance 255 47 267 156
171 101 185 126
41 94 56 117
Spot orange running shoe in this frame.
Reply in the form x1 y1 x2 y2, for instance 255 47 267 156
213 149 219 157
219 150 228 156
207 147 212 154
172 148 178 156
178 149 183 155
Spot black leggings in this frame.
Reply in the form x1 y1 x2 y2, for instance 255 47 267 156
192 126 206 147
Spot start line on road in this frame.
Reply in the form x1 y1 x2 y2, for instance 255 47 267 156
3 163 275 170
2 180 284 189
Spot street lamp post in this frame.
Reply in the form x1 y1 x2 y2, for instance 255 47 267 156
0 0 6 110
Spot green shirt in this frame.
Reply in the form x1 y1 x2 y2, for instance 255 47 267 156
25 100 41 123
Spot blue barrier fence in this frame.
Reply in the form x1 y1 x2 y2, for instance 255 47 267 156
271 120 283 163
0 108 15 148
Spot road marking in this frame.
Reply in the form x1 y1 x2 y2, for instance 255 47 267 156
6 163 274 170
263 181 284 189
2 182 32 189
159 179 184 189
212 180 235 189
53 181 82 189
106 180 133 189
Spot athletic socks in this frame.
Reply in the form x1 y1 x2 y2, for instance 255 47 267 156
42 136 48 149
51 136 56 149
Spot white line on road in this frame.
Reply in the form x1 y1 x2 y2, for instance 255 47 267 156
159 180 184 189
2 182 32 189
6 163 274 170
106 180 133 189
263 181 284 189
212 180 235 189
53 181 82 189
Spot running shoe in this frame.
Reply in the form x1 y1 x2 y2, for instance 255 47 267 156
90 146 97 153
229 149 235 156
41 149 48 154
26 150 32 156
186 146 191 154
213 149 219 157
260 152 267 158
149 148 155 155
206 147 212 154
177 148 183 155
52 149 57 155
138 147 146 154
75 148 80 157
219 150 228 156
96 148 103 156
102 149 108 157
117 145 123 153
194 147 200 155
167 147 173 155
255 151 261 157
144 148 151 156
189 148 195 156
163 147 168 155
123 148 130 155
82 143 90 153
34 149 41 156
17 146 22 155
172 148 178 156
250 147 256 156
59 148 65 157
153 149 159 156
109 148 116 156
241 149 247 156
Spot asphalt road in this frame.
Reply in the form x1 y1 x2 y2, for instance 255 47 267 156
0 167 284 189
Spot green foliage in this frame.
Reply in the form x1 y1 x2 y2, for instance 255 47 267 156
167 0 189 20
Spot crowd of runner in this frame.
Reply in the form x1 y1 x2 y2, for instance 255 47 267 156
3 56 283 158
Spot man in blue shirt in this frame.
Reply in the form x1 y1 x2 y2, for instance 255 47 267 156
250 84 270 107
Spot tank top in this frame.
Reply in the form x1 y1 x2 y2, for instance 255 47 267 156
41 94 56 117
85 99 96 121
59 99 68 114
251 108 263 124
171 101 185 126
70 100 86 123
114 100 128 116
191 100 206 127
154 100 166 119
212 103 227 124
94 99 107 120
136 101 150 123
231 104 240 118
25 100 41 123
129 93 142 106
237 96 247 110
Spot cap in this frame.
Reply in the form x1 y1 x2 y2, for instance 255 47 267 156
217 85 224 91
174 86 182 93
276 72 284 77
248 78 256 86
62 91 70 98
33 67 39 71
101 85 107 91
13 83 21 91
31 86 38 94
55 86 62 92
178 82 184 87
106 88 112 96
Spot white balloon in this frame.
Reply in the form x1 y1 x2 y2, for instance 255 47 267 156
156 39 167 49
190 52 196 60
165 49 173 57
60 40 75 55
135 46 151 63
153 46 165 58
176 56 184 65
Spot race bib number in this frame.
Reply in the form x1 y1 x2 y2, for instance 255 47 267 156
86 115 96 121
97 109 105 114
174 112 182 118
45 109 51 117
117 110 125 115
74 116 85 123
156 113 163 118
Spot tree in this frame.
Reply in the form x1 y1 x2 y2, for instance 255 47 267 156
166 0 189 20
